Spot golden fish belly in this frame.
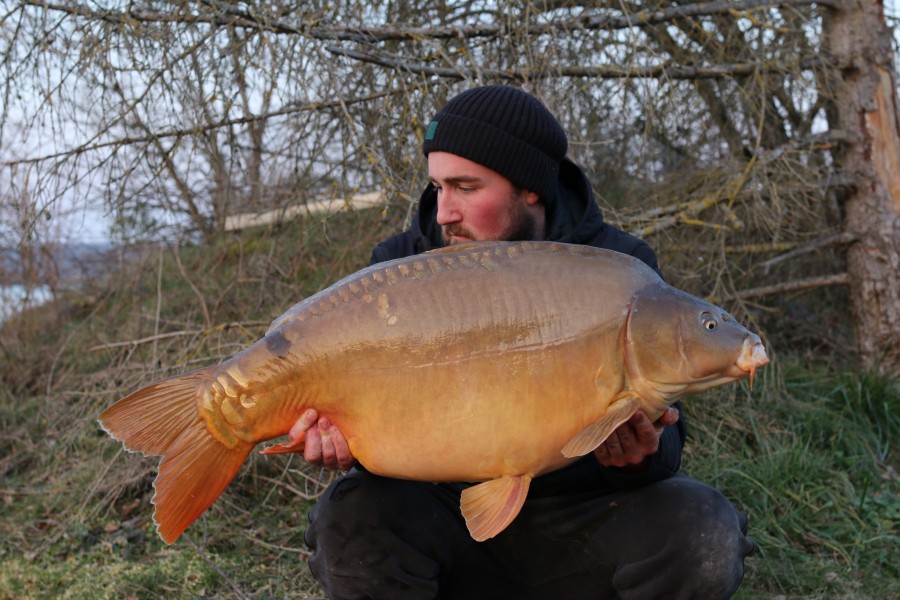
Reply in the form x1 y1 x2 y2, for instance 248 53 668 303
297 316 621 482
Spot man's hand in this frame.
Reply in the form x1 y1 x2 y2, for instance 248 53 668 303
291 409 357 472
593 408 679 470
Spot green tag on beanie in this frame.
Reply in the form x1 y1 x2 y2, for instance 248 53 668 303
425 121 439 140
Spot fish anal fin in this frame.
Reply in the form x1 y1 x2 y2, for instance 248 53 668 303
561 396 641 458
260 431 307 455
460 474 532 542
260 408 316 455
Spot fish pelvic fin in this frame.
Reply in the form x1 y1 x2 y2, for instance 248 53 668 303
98 366 252 544
561 396 641 458
460 474 532 542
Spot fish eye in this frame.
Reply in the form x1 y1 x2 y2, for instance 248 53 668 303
701 312 718 331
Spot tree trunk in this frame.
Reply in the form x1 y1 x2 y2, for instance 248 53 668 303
823 0 900 375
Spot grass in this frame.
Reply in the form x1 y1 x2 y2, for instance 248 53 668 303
1 208 897 599
683 368 899 599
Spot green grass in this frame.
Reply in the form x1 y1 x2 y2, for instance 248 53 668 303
683 368 899 599
1 209 897 598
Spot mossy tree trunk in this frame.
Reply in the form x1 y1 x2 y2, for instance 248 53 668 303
823 0 900 375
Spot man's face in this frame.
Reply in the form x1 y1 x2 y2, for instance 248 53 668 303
428 152 542 245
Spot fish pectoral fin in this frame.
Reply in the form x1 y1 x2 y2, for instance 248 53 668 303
460 474 532 542
561 396 641 458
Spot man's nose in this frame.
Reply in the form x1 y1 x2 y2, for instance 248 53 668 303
436 191 461 225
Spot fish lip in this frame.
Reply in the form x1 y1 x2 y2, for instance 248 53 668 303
734 337 769 388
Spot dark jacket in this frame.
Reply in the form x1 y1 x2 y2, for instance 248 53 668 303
370 158 686 492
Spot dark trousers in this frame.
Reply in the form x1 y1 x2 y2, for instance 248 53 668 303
305 462 754 600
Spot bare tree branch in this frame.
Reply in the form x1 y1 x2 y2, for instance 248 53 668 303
87 321 270 352
0 89 404 167
327 44 829 81
711 272 850 302
26 0 844 42
760 231 857 270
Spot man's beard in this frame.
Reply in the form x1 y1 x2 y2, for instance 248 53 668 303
442 192 540 245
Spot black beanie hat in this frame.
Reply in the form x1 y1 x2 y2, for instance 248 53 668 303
423 86 568 201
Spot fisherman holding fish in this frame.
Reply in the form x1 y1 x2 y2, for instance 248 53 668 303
101 85 765 596
298 86 757 598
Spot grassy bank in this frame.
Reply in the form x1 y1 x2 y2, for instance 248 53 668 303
1 210 897 599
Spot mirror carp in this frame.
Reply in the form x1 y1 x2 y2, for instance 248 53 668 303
99 241 768 543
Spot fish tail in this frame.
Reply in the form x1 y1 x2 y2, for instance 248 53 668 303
98 367 253 544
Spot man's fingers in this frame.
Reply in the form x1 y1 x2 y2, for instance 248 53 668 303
304 425 323 465
647 407 679 432
289 408 318 439
318 417 338 470
329 425 355 471
662 407 680 426
632 412 657 438
284 410 356 471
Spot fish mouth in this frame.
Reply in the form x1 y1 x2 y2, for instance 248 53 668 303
735 337 769 388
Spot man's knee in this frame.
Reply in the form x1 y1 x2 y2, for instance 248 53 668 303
307 469 418 555
307 469 459 536
305 470 461 599
661 476 752 547
610 475 754 599
654 476 754 595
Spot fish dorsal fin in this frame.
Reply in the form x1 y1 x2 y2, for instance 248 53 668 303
424 241 501 255
460 474 532 541
561 396 641 457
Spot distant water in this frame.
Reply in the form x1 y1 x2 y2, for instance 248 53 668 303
0 284 53 322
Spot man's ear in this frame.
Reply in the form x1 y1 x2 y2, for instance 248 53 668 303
524 190 541 206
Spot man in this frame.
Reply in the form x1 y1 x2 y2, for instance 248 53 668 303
294 86 754 599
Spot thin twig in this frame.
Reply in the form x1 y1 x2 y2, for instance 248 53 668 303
184 535 251 600
710 272 850 302
152 248 164 364
630 168 754 237
172 245 212 328
244 534 311 557
257 473 333 501
87 321 270 352
760 232 856 270
722 241 800 254
327 44 828 82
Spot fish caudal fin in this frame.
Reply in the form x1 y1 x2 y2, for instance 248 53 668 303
98 367 252 544
98 370 210 455
561 396 640 457
153 419 252 544
460 474 532 541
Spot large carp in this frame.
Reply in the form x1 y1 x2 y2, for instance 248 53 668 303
99 240 768 544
